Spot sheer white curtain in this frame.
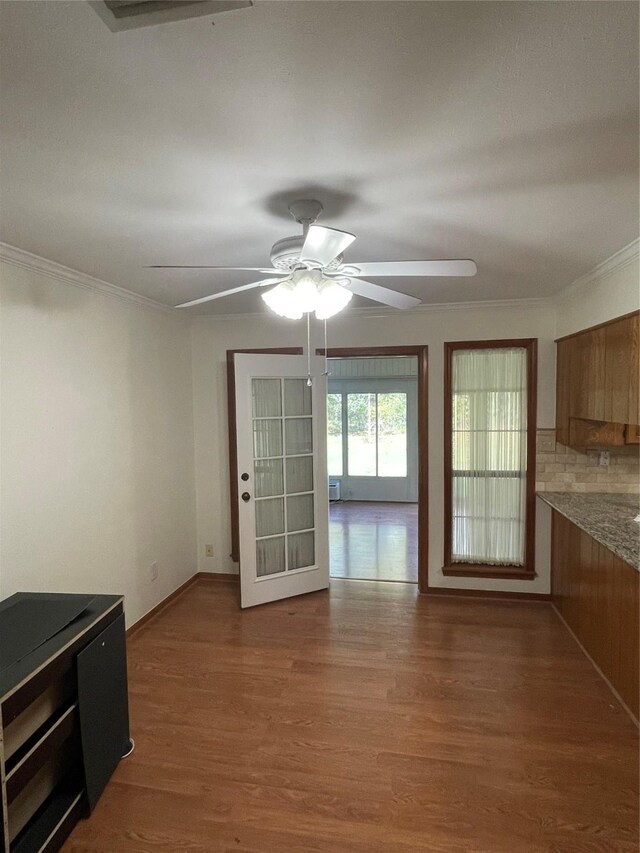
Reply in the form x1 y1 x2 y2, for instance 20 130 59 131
451 347 527 566
252 377 316 574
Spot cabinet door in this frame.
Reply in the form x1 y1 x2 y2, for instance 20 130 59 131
605 316 633 424
629 313 639 426
555 338 572 446
76 613 130 811
587 326 607 420
572 330 591 419
572 328 607 421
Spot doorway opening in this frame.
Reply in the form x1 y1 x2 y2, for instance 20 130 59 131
318 348 428 587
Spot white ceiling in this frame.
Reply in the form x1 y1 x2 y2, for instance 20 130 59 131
0 1 638 315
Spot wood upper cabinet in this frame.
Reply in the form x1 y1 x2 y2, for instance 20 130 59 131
605 315 634 424
630 315 640 425
555 337 573 446
555 311 640 447
587 326 607 421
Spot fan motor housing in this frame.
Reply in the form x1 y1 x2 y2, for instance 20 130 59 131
269 236 343 271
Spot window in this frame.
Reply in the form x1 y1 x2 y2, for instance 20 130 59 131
377 393 408 477
327 393 343 476
328 392 408 478
444 340 537 577
347 393 377 476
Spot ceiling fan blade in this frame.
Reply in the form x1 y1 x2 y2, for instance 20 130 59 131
343 278 421 310
175 277 288 309
299 225 356 267
149 265 284 274
343 260 477 278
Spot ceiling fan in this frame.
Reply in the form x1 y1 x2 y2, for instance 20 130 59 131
150 200 477 318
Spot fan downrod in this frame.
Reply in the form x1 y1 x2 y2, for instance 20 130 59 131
287 199 324 231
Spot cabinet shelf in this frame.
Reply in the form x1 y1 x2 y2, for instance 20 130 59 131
10 777 84 853
5 704 78 804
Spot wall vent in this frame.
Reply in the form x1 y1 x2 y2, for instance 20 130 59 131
91 0 253 31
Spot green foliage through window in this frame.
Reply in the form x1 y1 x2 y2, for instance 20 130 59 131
328 392 407 478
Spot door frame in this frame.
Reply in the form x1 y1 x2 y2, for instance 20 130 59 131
227 348 302 563
316 345 429 593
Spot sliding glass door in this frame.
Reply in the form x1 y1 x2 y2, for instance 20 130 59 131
327 379 417 501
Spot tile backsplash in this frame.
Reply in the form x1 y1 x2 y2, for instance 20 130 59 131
536 431 639 494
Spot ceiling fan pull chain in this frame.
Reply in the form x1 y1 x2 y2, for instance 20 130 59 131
323 318 329 377
306 312 312 387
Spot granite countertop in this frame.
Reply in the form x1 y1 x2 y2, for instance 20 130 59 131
537 492 640 571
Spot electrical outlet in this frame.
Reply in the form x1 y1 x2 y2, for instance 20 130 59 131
598 451 610 467
149 561 158 582
536 430 556 453
205 544 214 557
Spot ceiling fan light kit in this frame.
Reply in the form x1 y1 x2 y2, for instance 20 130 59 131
159 198 477 314
261 269 353 320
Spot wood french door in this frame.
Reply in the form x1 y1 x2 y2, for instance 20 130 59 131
233 353 329 608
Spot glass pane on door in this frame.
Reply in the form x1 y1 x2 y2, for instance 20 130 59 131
288 531 314 569
254 458 284 498
286 455 313 494
252 379 282 417
253 419 283 459
284 379 312 415
255 497 285 537
287 494 314 532
257 537 286 576
285 418 313 455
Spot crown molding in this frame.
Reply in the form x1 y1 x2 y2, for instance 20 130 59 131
3 238 635 321
554 238 639 304
0 242 176 315
191 295 551 322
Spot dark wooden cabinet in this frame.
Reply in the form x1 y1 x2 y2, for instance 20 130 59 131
555 311 640 448
1 594 130 853
551 511 639 721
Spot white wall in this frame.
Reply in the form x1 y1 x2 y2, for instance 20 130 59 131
554 240 639 338
0 260 197 626
191 299 556 594
2 238 634 610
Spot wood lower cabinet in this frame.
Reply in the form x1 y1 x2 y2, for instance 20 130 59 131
551 511 639 720
555 311 640 448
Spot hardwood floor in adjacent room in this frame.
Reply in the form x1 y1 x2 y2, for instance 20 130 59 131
330 500 418 582
63 580 638 853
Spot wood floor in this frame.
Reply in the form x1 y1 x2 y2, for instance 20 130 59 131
63 580 638 853
330 501 418 582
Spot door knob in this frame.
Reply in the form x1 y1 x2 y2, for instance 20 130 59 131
241 472 249 481
241 492 251 502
